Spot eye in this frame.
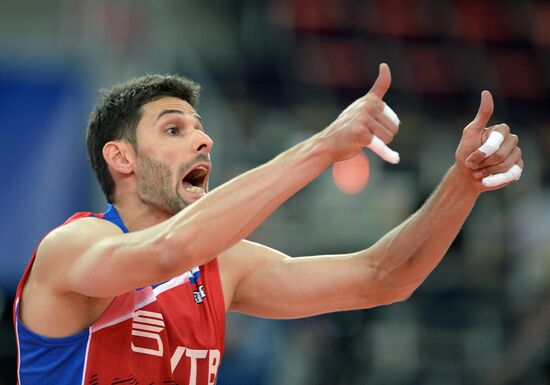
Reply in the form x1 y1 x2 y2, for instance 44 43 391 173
165 126 179 136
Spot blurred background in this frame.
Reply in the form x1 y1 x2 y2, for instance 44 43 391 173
0 0 549 384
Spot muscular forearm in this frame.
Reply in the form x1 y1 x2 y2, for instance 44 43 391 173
361 165 480 298
161 135 332 269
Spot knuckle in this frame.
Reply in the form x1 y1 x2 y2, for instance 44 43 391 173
351 125 363 139
364 102 376 114
361 97 373 112
499 123 510 134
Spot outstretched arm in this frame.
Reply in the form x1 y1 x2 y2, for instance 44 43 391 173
221 91 524 318
39 64 399 298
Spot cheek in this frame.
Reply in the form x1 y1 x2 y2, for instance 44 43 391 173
149 142 182 164
136 156 173 183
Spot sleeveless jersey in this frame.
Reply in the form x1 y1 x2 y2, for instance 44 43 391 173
14 204 226 385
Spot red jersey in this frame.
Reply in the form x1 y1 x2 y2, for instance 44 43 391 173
14 204 226 385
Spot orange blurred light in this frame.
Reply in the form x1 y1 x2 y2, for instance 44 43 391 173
332 152 370 194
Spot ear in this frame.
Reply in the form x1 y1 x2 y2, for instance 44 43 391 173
102 140 135 176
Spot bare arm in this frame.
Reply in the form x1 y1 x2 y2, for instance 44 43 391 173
40 64 399 298
221 168 476 318
222 92 524 318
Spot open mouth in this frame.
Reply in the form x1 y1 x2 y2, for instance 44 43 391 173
181 163 210 195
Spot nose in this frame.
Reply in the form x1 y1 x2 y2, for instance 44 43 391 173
193 130 213 155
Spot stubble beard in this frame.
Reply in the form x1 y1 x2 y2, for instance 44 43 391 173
136 155 191 215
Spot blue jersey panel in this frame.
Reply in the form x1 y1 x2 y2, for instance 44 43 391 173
17 311 89 385
101 204 129 233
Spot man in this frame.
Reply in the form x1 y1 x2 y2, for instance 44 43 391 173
14 64 523 384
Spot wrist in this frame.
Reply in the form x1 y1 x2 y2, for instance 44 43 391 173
270 134 334 180
306 130 339 167
446 164 482 199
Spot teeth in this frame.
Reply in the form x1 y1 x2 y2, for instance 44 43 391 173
185 186 205 194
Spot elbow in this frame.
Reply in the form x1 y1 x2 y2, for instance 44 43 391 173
391 288 415 303
389 279 424 303
371 284 418 307
374 289 415 307
375 269 424 305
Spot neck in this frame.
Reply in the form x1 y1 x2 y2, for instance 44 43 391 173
111 196 174 232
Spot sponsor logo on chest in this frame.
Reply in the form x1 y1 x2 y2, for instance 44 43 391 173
131 310 220 384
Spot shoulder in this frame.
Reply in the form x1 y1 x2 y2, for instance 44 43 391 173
38 216 122 260
32 217 123 288
20 217 122 335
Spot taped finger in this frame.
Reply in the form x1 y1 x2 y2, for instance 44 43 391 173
482 164 522 187
383 103 400 126
475 146 522 178
367 135 400 164
478 131 504 158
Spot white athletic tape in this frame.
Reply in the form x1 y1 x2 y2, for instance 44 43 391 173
482 164 522 187
367 135 400 164
478 131 504 158
383 103 400 126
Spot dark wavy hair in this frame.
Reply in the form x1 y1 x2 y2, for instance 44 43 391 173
86 74 201 203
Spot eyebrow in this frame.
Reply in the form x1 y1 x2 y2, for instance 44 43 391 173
156 109 202 122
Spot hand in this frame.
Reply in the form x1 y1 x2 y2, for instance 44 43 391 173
455 91 524 192
322 63 400 163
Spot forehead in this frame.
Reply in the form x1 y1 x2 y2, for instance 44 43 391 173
140 96 198 119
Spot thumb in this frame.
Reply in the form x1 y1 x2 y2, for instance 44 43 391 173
368 63 391 99
466 90 494 132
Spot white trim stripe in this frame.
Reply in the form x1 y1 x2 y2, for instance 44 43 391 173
133 290 158 315
15 298 21 385
80 328 92 385
92 294 156 333
91 271 193 333
153 270 193 296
